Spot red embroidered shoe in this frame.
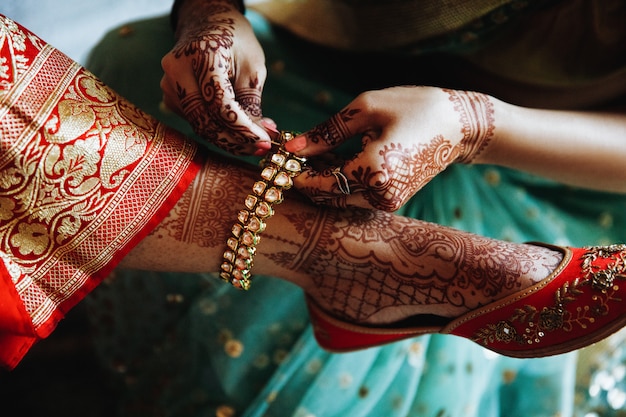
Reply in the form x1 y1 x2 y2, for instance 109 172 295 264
307 244 626 358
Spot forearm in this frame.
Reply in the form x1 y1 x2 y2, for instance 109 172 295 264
171 0 245 32
170 0 245 30
476 98 626 193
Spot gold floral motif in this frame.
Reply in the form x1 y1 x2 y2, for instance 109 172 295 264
10 222 49 256
473 245 626 347
584 244 626 290
1 70 154 263
490 320 516 343
0 15 33 93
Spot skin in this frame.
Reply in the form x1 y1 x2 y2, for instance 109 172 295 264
156 0 625 324
163 1 626 212
285 87 626 209
120 149 563 324
286 88 495 210
161 0 271 155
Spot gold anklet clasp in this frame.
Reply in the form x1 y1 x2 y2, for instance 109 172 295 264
220 131 306 290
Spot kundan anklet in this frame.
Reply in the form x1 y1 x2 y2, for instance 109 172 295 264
220 131 306 290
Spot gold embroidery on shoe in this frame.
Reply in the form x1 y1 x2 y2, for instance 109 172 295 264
585 244 626 290
473 245 626 347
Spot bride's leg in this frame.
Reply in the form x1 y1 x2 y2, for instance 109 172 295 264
124 150 626 358
123 150 561 321
271 208 564 323
122 146 562 316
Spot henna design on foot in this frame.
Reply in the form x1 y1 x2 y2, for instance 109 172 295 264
273 209 562 323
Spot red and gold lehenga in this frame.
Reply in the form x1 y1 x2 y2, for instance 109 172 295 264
0 15 201 369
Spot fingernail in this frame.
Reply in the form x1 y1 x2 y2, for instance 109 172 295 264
260 118 278 132
256 140 271 150
254 147 269 156
284 135 306 153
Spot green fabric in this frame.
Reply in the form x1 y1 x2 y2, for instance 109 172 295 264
83 11 626 417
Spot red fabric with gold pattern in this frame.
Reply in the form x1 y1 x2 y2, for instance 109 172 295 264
0 15 202 369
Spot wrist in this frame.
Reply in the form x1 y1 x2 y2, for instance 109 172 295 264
465 95 510 166
471 98 524 167
170 0 245 31
446 89 496 164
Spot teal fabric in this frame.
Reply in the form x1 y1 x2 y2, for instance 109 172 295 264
83 12 626 417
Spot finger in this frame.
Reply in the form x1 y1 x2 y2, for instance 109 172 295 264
292 131 400 210
284 105 371 157
259 117 278 133
206 71 271 149
234 84 263 120
166 72 243 153
293 153 383 210
252 118 278 156
165 58 271 153
232 65 267 121
162 66 209 125
293 166 355 209
164 73 255 154
159 75 184 117
160 52 199 114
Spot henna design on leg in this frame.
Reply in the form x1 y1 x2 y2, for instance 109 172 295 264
152 158 248 247
286 208 340 271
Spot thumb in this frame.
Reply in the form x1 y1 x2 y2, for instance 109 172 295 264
284 107 365 156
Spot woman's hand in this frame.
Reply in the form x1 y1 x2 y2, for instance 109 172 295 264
285 86 496 211
161 0 271 155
